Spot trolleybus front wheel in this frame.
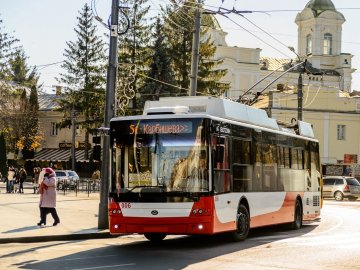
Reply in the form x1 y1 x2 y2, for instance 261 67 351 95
144 233 167 242
230 204 250 241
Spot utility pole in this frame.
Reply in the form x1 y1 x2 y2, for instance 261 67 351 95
98 0 119 229
71 103 76 171
297 59 307 121
297 72 303 121
189 0 201 96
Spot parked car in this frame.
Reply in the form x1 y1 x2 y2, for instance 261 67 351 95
55 170 80 190
323 176 360 201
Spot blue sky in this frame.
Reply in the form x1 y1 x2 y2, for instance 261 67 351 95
1 0 360 92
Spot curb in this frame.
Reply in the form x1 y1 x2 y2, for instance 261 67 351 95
0 232 118 244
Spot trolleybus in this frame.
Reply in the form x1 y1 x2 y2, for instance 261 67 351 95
108 97 321 242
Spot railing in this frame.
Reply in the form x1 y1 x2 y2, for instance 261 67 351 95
56 178 101 197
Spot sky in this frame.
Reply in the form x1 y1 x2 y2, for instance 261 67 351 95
1 0 360 93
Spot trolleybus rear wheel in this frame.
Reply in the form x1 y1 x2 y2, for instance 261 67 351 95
144 233 167 242
291 199 303 230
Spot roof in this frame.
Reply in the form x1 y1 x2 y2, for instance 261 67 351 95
29 148 94 162
202 14 222 30
38 94 61 111
305 0 336 11
260 57 290 71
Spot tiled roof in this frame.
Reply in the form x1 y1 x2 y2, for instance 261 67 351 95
259 57 291 71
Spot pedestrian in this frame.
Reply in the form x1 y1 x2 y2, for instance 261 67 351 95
33 167 40 194
38 167 60 226
7 166 16 193
18 166 27 193
91 169 100 191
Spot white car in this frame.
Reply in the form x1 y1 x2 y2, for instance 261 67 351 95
55 170 80 190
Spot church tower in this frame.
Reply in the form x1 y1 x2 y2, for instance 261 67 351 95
295 0 354 91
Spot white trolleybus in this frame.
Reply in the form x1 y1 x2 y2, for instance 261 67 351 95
108 97 321 242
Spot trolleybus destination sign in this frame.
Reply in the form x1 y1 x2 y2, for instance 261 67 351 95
129 121 193 135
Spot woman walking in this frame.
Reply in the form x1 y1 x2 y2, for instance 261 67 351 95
38 167 60 226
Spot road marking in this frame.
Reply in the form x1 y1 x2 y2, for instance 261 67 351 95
71 264 135 270
49 254 118 262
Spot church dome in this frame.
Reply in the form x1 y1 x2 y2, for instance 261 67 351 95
202 14 222 31
306 0 336 12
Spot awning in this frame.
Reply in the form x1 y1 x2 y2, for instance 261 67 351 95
29 148 94 162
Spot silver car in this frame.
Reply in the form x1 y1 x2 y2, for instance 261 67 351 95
323 176 360 201
55 170 80 190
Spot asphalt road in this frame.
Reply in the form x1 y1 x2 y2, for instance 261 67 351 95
1 200 359 270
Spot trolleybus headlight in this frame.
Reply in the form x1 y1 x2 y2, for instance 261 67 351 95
114 224 119 229
112 210 117 214
117 210 121 214
198 224 204 230
198 209 203 214
192 209 198 214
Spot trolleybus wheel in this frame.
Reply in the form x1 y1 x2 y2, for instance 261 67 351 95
231 204 250 241
144 233 167 242
291 199 303 230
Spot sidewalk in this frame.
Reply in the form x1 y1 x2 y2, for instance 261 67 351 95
0 187 115 244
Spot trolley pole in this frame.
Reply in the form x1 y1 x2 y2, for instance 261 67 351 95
189 0 201 96
98 0 119 229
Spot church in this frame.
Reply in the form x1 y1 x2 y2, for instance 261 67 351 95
209 0 360 176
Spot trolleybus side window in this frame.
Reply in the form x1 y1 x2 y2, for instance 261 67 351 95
232 138 252 192
262 143 277 191
212 135 230 193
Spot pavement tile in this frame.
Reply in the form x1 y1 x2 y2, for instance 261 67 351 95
0 184 112 243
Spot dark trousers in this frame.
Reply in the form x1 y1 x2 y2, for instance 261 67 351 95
40 207 60 224
19 181 24 193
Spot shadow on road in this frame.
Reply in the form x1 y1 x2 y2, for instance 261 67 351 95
16 224 318 270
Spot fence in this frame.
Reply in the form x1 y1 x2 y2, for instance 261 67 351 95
56 178 101 197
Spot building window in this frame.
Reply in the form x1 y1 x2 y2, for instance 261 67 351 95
323 33 332 55
306 34 312 55
337 125 345 140
50 122 58 136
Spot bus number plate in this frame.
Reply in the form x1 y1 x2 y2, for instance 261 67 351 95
120 202 131 209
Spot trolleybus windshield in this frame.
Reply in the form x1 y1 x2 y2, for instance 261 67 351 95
111 118 209 194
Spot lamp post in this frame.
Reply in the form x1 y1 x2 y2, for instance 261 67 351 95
98 0 119 230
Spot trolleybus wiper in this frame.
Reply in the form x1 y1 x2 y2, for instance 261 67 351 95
126 185 166 193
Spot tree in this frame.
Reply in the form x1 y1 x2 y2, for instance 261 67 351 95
117 0 151 114
57 3 106 159
0 132 7 178
17 86 42 159
0 16 19 79
163 0 229 96
138 16 177 108
7 49 38 87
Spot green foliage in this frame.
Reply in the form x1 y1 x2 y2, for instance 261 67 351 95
20 86 42 159
57 3 107 158
7 49 39 87
117 0 151 114
0 16 19 80
163 0 229 96
138 17 177 108
0 132 7 177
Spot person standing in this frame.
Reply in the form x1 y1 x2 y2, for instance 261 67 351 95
33 167 40 194
38 167 60 226
18 166 27 193
7 166 15 193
